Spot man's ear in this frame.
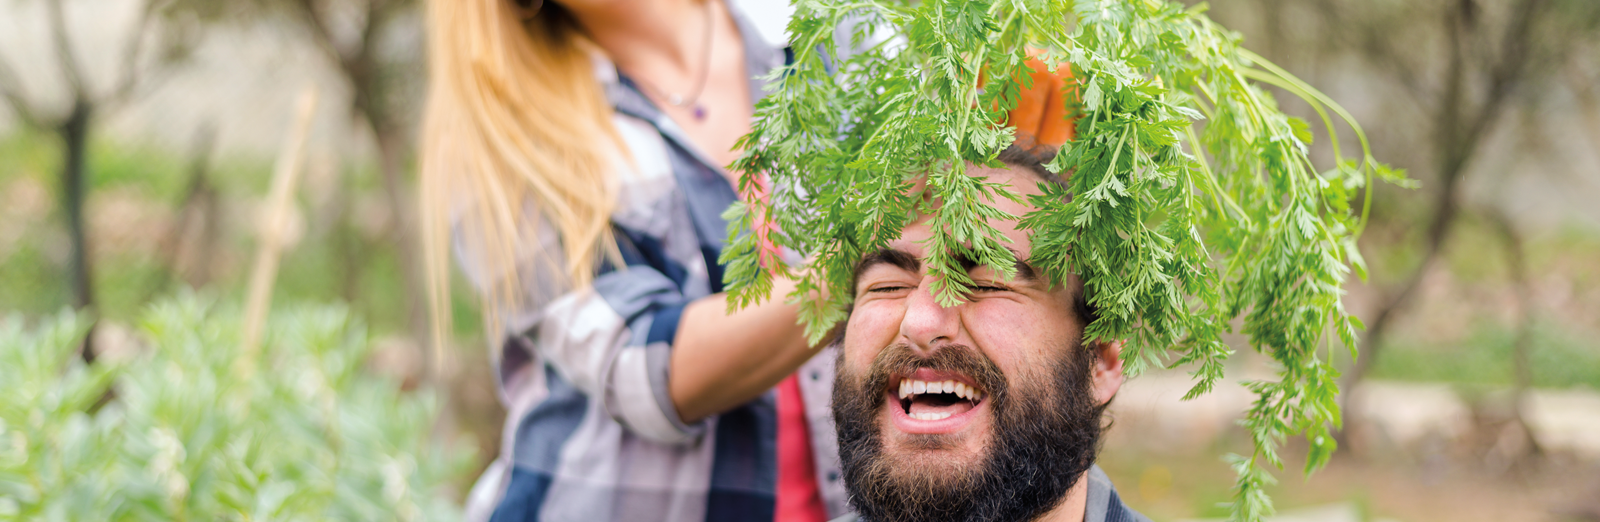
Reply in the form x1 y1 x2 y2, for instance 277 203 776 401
1089 340 1125 406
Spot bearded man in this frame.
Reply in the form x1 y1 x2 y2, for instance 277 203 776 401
826 142 1150 522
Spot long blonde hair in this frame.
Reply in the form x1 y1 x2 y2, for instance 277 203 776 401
420 0 625 357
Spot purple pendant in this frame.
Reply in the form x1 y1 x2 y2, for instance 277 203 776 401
692 103 707 121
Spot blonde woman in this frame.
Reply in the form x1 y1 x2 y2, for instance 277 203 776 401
420 0 845 520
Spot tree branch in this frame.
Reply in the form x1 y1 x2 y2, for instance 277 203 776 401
1434 0 1468 172
0 55 44 128
107 0 160 107
1307 0 1431 109
1568 59 1600 181
46 0 89 99
295 0 358 76
1456 0 1546 157
1348 0 1546 411
349 0 393 129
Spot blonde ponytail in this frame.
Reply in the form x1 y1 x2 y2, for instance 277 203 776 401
420 0 625 353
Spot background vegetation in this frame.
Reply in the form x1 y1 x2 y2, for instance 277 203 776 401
1 0 1597 520
0 295 471 520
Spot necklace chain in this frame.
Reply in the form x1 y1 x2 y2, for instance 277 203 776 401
630 0 715 114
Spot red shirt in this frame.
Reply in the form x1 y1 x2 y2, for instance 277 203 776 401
775 374 828 522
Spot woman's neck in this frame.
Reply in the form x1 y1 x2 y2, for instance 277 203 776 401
558 0 752 171
563 0 715 74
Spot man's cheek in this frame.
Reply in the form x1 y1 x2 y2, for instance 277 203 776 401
961 310 1024 377
966 306 1062 377
843 303 904 366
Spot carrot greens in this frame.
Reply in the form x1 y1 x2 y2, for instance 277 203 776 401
720 1 1409 519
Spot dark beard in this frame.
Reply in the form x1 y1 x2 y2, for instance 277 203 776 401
832 340 1104 522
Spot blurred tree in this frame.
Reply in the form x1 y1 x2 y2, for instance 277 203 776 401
1223 0 1600 446
190 0 431 363
144 121 221 299
0 0 202 360
1571 50 1600 170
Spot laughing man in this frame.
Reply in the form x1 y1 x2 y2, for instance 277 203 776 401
827 146 1150 522
825 62 1152 522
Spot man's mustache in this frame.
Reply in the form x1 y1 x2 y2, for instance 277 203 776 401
860 342 1009 405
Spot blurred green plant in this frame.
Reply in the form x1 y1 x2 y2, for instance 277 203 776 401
1373 321 1600 391
0 294 471 521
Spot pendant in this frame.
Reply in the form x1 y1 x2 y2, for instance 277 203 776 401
692 103 707 121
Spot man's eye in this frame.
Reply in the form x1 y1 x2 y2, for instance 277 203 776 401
969 284 1008 293
868 285 911 293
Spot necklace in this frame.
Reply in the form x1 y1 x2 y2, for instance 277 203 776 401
629 0 715 121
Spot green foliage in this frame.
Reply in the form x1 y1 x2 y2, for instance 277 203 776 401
721 0 1409 519
1373 321 1600 391
0 128 473 336
0 295 471 521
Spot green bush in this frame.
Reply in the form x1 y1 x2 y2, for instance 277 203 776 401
0 294 471 521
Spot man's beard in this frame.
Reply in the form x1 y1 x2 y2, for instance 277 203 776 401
832 339 1104 522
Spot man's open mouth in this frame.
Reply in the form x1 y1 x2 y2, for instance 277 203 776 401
894 374 986 421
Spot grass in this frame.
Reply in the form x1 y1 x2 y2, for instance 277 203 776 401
1372 321 1600 391
0 128 191 198
1357 208 1600 392
0 242 70 313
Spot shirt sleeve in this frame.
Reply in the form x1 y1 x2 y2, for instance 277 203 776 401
531 249 704 444
455 200 711 445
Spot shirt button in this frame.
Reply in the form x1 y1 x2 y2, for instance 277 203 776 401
827 470 840 482
810 370 822 381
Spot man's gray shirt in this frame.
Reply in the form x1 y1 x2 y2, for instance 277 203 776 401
827 465 1152 522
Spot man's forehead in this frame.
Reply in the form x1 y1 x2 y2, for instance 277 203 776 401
897 166 1043 250
847 162 1052 284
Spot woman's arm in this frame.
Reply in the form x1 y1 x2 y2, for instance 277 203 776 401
669 276 816 424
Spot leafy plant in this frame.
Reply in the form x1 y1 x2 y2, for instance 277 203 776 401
720 0 1410 519
0 295 470 521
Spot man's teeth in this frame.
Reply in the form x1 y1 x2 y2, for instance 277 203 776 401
896 379 983 402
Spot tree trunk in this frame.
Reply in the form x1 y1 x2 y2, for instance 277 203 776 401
59 97 97 361
1571 68 1600 171
1347 168 1464 385
1489 210 1542 459
1337 156 1465 450
367 116 433 377
146 123 218 299
1346 0 1541 391
332 162 363 303
1340 0 1477 447
330 0 435 382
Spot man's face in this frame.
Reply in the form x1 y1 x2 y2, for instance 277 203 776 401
832 164 1124 522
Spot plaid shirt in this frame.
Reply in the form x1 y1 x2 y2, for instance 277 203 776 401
456 5 849 522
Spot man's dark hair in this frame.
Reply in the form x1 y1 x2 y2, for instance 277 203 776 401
996 143 1065 188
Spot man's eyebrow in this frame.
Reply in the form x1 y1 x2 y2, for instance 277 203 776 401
852 248 920 289
852 247 1042 290
1008 248 1041 282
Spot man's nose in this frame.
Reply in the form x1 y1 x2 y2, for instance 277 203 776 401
899 276 961 352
